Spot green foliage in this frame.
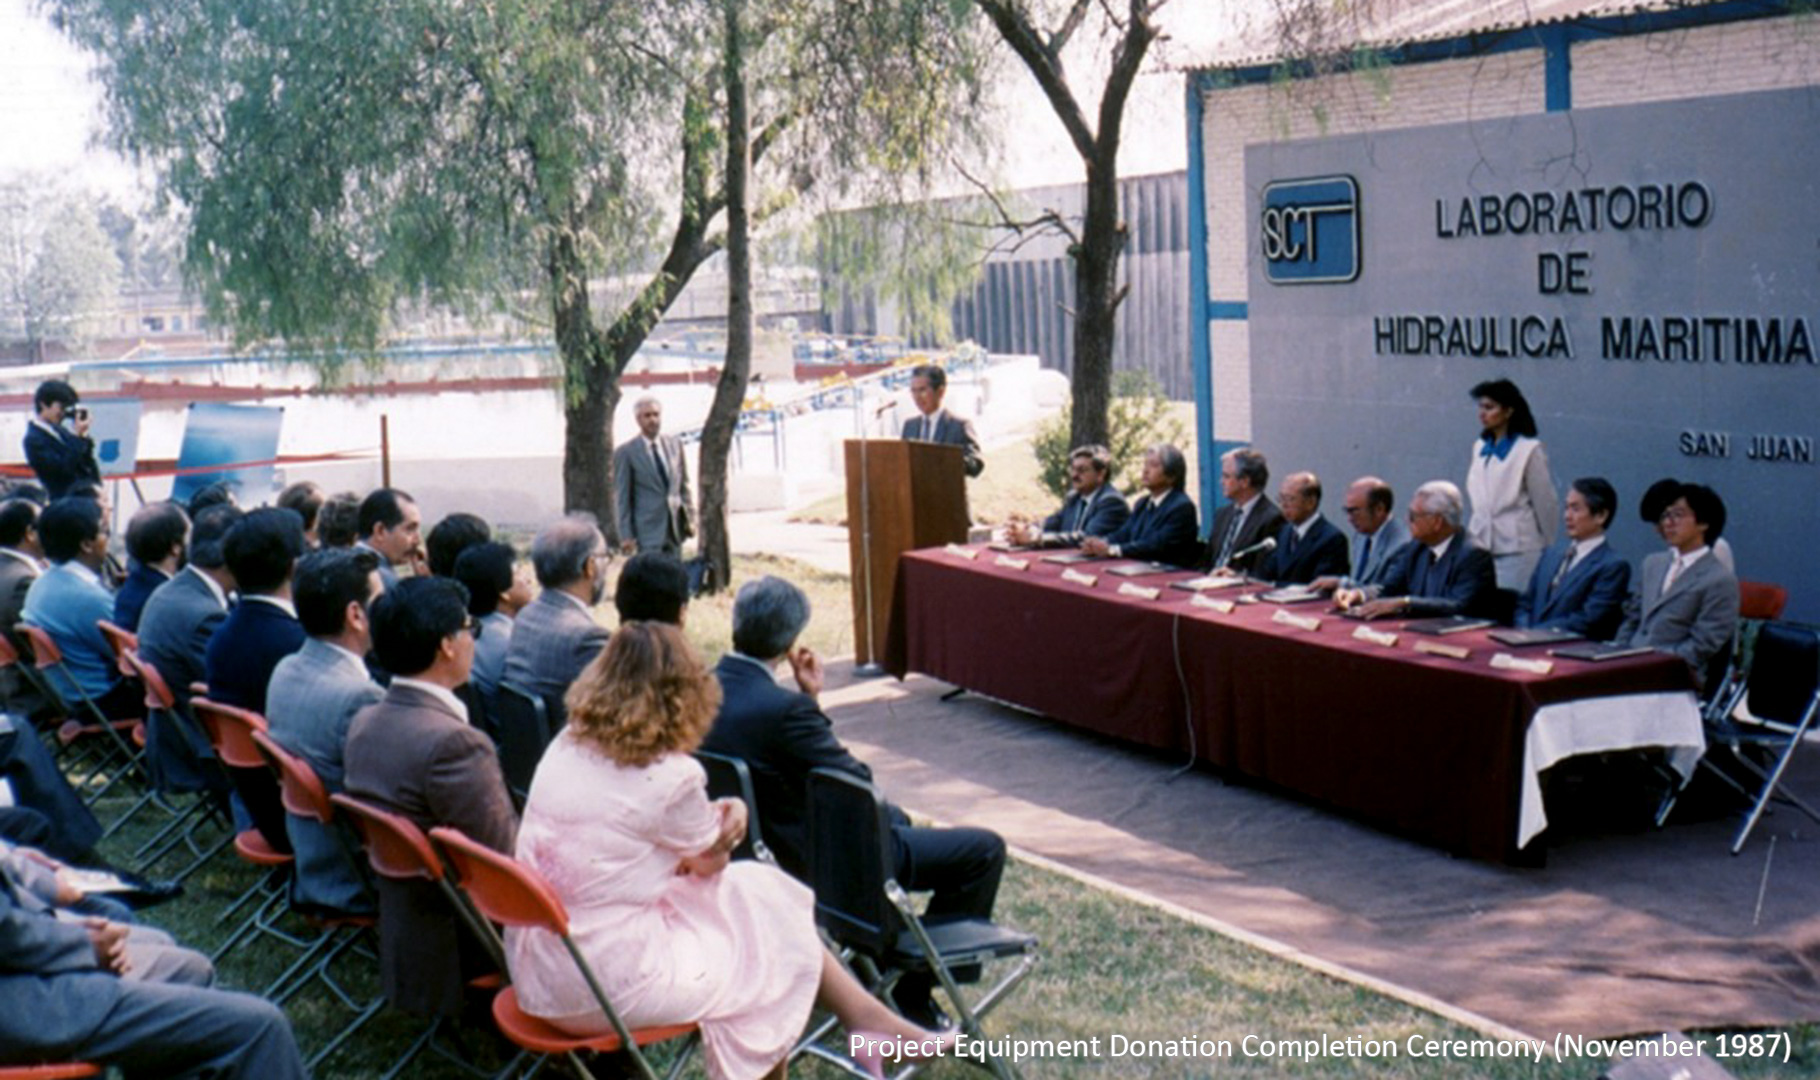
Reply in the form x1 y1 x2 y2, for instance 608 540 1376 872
1033 370 1187 500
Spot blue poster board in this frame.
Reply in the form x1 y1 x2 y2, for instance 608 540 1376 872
85 398 144 479
171 403 285 505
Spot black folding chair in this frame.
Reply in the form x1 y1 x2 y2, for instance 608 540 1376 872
1695 622 1820 853
492 681 553 802
804 768 1038 1080
694 750 774 865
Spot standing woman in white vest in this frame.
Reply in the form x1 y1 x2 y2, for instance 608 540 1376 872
1465 379 1559 592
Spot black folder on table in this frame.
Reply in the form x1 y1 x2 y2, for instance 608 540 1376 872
1402 616 1495 635
1488 627 1583 648
1549 642 1656 662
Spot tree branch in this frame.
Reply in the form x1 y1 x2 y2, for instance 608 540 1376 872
973 0 1097 163
953 159 1080 247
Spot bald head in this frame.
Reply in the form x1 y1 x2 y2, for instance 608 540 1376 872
1343 476 1395 536
1277 472 1321 526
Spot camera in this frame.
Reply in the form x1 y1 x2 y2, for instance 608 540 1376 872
71 407 89 423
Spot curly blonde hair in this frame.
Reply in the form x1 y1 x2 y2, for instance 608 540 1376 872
564 621 723 767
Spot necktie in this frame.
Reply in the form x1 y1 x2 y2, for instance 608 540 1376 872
1548 548 1577 596
1662 554 1684 595
1283 527 1299 559
1358 535 1373 578
1072 494 1088 534
651 440 670 489
1216 508 1243 566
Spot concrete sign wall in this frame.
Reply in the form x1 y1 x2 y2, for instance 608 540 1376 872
1244 86 1818 620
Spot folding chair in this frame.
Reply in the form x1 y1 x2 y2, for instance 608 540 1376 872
805 768 1039 1080
96 620 139 679
189 698 299 959
332 792 521 1080
431 825 699 1080
16 624 144 795
695 750 775 865
118 648 233 881
492 681 554 802
1696 622 1820 853
0 1065 101 1079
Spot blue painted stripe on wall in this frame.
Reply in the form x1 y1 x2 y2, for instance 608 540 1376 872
1543 25 1572 111
1207 301 1248 320
1185 74 1220 530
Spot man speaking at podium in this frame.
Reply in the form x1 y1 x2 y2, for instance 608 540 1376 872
901 365 983 478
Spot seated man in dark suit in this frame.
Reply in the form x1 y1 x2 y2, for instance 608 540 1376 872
115 502 188 633
1618 482 1738 692
0 499 49 718
1514 477 1631 641
21 497 140 720
1006 443 1129 548
901 363 984 477
500 513 610 703
137 504 241 796
1336 480 1497 620
345 577 517 1018
22 379 101 500
266 548 386 915
454 541 531 700
701 575 1004 1029
1255 471 1350 586
1204 446 1285 574
425 511 491 579
1081 443 1201 567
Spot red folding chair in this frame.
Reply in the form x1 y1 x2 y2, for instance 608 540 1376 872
96 620 139 679
431 826 698 1080
17 624 146 802
0 1065 102 1079
189 698 296 959
118 648 233 881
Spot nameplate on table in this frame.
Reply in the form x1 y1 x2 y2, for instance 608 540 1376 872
1270 608 1322 632
1191 594 1235 614
944 543 980 560
993 555 1030 571
1116 582 1161 601
1490 652 1554 675
1351 626 1399 648
1169 573 1247 592
1414 640 1471 661
1061 568 1099 587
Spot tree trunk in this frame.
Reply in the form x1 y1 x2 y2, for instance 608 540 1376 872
697 0 752 594
548 219 615 526
1069 152 1124 450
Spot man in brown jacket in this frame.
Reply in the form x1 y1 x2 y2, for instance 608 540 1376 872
345 576 517 1017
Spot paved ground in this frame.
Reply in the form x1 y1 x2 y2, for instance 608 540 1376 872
729 507 851 574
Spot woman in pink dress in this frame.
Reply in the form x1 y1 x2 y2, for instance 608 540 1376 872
507 622 949 1080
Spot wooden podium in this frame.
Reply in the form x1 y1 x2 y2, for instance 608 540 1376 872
845 438 969 667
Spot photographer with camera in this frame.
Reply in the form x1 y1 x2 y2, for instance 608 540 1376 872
24 380 102 500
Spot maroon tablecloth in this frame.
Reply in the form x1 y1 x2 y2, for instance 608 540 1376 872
884 547 1694 862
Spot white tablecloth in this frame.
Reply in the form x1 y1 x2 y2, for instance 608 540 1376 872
1518 690 1705 848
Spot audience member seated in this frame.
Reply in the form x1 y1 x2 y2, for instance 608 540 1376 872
1255 471 1349 586
1007 443 1128 548
204 508 307 855
1640 477 1734 573
0 498 49 716
115 502 189 633
266 548 386 915
511 622 950 1077
1080 444 1202 569
276 480 326 549
1618 482 1739 692
1336 480 1497 621
345 576 518 1017
453 541 532 699
355 488 425 588
501 513 610 703
1 839 204 981
702 576 1006 1029
137 504 240 795
613 550 690 627
1204 446 1284 574
184 480 238 518
21 497 140 719
1514 477 1631 641
0 708 103 865
0 865 306 1078
317 491 362 549
426 512 491 579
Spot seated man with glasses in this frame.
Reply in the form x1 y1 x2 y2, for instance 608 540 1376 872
1006 444 1129 548
1617 482 1738 692
500 513 611 702
1334 480 1497 620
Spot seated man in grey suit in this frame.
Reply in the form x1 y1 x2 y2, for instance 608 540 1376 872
1204 446 1285 574
0 862 305 1077
1255 471 1350 586
1006 444 1128 548
1514 477 1631 641
500 514 610 703
613 396 694 557
1317 476 1411 592
901 364 984 477
1618 482 1739 692
266 548 386 915
1336 480 1497 620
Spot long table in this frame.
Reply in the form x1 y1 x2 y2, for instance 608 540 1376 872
884 546 1702 863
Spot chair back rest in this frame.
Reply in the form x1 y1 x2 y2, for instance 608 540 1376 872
493 681 553 796
1739 581 1789 622
1747 623 1820 726
17 624 64 669
695 750 767 861
431 825 569 936
330 793 443 883
0 633 19 669
806 767 902 957
249 729 335 824
96 620 138 677
190 697 270 769
121 648 177 711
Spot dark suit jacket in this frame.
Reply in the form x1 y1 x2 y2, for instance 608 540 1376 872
136 568 229 793
1256 515 1350 585
204 598 307 716
0 875 121 1055
22 422 100 500
1514 541 1631 641
1375 534 1498 618
499 589 608 704
0 551 44 716
1206 496 1287 574
345 683 517 1016
112 564 169 634
1038 487 1129 544
612 433 693 554
700 654 871 881
901 410 984 477
1104 488 1202 567
1619 550 1739 691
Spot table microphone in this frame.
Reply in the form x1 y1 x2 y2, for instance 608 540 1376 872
1227 536 1276 563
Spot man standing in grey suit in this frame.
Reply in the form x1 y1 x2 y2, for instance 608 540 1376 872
1618 482 1739 692
613 397 693 556
500 514 611 703
266 548 386 914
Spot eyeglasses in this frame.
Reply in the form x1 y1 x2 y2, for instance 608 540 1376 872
462 617 481 639
1658 507 1693 523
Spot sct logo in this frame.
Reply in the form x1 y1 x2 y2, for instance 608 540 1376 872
1260 175 1360 284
